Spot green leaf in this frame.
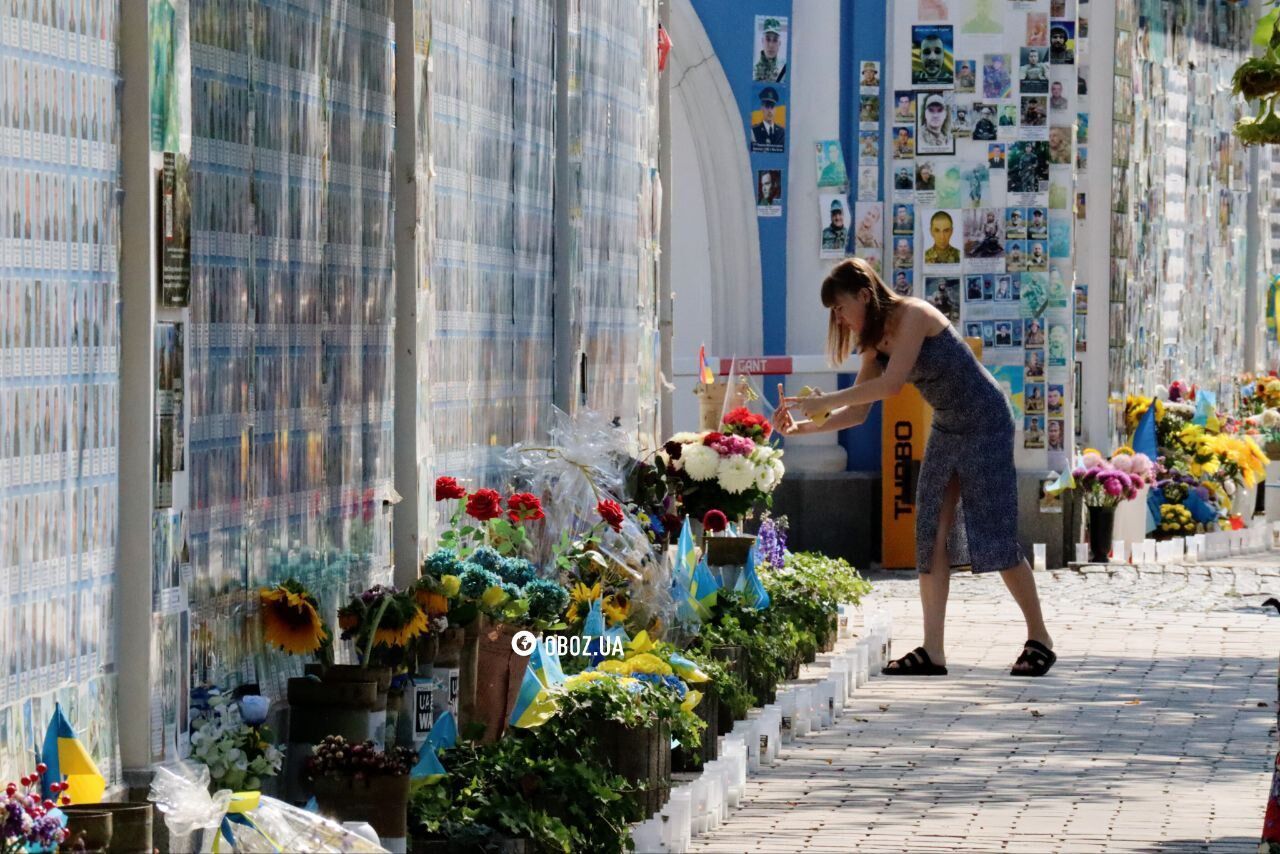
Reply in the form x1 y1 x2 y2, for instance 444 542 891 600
1255 8 1280 48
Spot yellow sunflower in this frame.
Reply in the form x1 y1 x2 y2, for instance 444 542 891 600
374 605 429 648
260 582 327 655
602 592 631 626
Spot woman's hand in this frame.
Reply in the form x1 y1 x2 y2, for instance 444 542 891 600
772 402 820 436
781 388 828 419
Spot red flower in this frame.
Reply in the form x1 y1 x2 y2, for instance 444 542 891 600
702 509 728 533
435 476 466 501
466 488 504 521
702 432 725 446
507 492 545 523
722 406 772 439
597 499 625 532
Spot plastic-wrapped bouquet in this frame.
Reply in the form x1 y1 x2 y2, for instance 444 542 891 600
189 693 284 793
660 429 785 521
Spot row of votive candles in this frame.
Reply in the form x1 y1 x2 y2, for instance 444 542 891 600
1075 524 1277 566
631 605 893 852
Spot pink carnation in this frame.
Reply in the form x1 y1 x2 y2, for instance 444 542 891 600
1111 453 1133 473
1103 477 1124 497
709 435 756 457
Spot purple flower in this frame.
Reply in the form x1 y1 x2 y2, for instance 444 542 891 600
1103 477 1123 497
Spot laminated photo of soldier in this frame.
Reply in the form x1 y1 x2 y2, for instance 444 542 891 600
861 61 880 88
1021 95 1047 127
1019 47 1049 94
952 103 973 139
820 196 849 258
756 169 782 215
893 235 915 269
895 164 915 190
1049 80 1069 111
912 25 954 85
925 276 961 324
860 93 881 124
1050 22 1075 64
892 269 914 297
892 204 915 235
963 208 1005 259
753 16 788 82
972 103 998 141
815 141 848 188
955 59 976 93
893 126 915 159
982 53 1012 98
749 86 786 153
916 160 936 191
923 209 961 266
894 91 916 121
916 91 954 155
1008 141 1050 194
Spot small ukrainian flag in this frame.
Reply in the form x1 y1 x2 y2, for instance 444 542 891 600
40 703 105 804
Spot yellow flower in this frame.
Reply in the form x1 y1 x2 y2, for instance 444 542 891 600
481 585 510 609
374 606 429 648
439 574 462 598
626 653 673 676
602 593 631 626
260 585 327 655
597 659 631 675
626 630 657 656
571 581 602 604
681 690 703 713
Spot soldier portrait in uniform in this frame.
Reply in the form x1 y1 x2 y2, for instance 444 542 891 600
822 199 848 251
924 210 961 266
912 25 954 85
916 91 954 155
749 87 786 153
753 16 788 83
1020 47 1049 94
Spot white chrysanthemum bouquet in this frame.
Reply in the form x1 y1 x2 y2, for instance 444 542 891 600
659 407 786 522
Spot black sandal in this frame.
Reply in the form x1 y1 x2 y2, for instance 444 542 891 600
881 646 948 676
1011 640 1057 677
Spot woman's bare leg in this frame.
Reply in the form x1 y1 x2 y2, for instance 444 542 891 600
999 559 1053 672
918 476 961 666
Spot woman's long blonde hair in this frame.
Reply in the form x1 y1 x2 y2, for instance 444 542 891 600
821 258 905 367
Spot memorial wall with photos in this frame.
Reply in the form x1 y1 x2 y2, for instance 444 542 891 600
887 0 1082 472
0 2 123 785
1107 0 1255 444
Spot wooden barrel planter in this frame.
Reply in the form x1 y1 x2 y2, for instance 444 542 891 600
785 654 802 680
472 621 531 743
313 773 411 843
287 665 390 744
708 644 747 735
60 808 111 853
596 721 671 820
61 803 151 853
672 687 719 771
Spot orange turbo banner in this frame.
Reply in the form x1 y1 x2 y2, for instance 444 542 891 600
881 338 981 570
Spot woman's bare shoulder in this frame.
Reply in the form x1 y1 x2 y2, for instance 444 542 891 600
894 298 948 334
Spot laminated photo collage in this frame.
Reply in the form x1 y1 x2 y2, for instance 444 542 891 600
1108 0 1253 433
891 0 1079 463
0 3 122 785
183 0 398 713
850 60 883 270
751 14 790 221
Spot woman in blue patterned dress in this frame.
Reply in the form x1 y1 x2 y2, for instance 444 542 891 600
774 258 1055 677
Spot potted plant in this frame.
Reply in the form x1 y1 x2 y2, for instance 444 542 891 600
308 735 417 845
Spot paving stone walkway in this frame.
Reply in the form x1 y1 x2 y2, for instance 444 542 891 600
691 559 1280 852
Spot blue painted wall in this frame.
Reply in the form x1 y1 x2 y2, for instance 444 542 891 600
689 0 887 469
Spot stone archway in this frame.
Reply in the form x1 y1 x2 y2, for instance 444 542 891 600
668 0 763 358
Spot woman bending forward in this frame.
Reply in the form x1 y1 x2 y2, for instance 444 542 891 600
774 258 1056 677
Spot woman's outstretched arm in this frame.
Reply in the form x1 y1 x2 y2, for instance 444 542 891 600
774 352 882 435
786 303 928 416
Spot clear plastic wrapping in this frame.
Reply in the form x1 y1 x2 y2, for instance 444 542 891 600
150 762 386 852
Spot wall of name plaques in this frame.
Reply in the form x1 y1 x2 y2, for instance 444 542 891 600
0 2 123 786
